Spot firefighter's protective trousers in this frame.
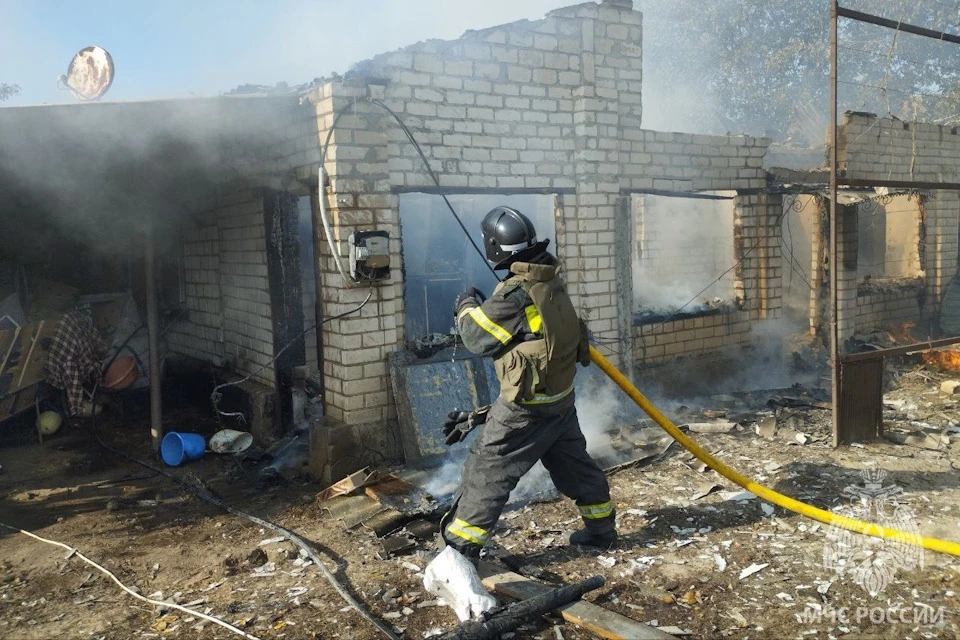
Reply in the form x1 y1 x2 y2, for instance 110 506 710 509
442 392 614 558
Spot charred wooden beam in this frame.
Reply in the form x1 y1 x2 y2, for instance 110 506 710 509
438 576 605 640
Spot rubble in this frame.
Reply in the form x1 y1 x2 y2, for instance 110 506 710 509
738 563 769 580
684 422 735 434
941 380 960 394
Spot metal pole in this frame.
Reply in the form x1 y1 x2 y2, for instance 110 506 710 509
145 219 163 454
830 0 841 447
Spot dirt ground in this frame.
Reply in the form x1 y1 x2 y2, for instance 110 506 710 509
2 360 960 640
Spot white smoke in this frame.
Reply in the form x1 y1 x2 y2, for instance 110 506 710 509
423 372 631 506
632 194 736 315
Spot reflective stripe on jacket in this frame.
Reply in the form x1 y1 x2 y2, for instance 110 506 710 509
456 257 589 404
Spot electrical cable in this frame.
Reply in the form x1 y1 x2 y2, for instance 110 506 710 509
317 96 500 284
87 292 396 639
589 346 960 558
644 232 765 332
210 291 372 422
838 78 947 98
88 418 399 640
0 522 261 640
317 104 356 286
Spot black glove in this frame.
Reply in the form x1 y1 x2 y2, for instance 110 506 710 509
442 405 490 445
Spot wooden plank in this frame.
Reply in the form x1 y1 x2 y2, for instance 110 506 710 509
1 318 57 398
16 321 42 387
365 474 417 500
478 562 676 640
838 359 884 444
0 327 21 378
17 320 55 389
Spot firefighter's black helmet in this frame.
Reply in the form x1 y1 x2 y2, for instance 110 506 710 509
480 207 549 270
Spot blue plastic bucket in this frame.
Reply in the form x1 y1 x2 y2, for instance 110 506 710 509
161 432 206 467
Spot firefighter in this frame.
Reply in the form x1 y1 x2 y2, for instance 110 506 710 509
439 206 616 560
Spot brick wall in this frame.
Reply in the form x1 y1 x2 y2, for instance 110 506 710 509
837 113 960 330
631 193 783 364
634 311 753 363
307 83 405 426
839 113 960 184
167 189 274 385
836 204 859 346
167 98 322 387
622 130 768 192
855 286 923 333
299 1 777 423
167 206 224 366
924 192 960 315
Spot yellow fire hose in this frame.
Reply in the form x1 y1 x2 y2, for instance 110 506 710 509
589 346 960 557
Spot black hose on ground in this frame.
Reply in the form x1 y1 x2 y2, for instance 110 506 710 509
87 296 399 640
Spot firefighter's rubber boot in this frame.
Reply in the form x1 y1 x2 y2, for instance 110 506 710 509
564 527 618 548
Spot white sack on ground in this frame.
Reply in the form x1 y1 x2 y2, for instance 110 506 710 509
423 546 497 621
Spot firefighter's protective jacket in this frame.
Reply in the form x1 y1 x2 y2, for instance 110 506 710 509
455 258 590 403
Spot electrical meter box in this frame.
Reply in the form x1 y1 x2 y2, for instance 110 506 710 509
349 230 391 281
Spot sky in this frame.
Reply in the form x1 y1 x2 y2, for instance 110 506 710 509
0 0 564 106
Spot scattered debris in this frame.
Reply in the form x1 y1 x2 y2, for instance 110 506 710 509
252 562 277 577
714 555 727 572
883 429 949 450
378 535 417 560
316 468 380 503
691 482 723 501
726 609 749 627
478 562 673 639
245 548 268 568
941 380 960 394
720 490 756 502
257 536 286 547
684 422 735 434
738 563 769 580
755 417 777 439
711 395 738 408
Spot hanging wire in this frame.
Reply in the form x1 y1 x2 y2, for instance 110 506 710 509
211 292 372 421
838 78 948 98
321 96 499 282
836 43 958 71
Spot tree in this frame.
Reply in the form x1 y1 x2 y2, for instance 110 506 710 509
0 83 20 102
637 0 960 141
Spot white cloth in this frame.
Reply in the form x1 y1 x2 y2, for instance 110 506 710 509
423 546 497 622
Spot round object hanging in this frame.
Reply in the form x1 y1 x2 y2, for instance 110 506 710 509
63 46 115 101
